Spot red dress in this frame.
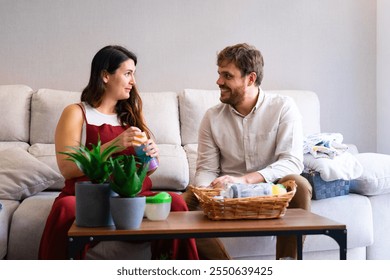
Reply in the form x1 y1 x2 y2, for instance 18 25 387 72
38 107 199 260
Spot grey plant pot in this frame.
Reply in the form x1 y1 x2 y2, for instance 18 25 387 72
75 182 114 227
110 196 146 230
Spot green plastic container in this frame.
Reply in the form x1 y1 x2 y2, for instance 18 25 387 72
145 192 172 220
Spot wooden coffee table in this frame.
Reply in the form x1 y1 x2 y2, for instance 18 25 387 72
68 209 347 260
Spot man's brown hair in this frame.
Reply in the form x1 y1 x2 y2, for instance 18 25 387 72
217 43 264 86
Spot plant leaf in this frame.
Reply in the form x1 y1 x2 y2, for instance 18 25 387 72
109 155 147 197
58 137 118 184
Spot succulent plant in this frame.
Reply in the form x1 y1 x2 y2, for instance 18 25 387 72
60 138 150 197
109 155 149 198
59 139 120 184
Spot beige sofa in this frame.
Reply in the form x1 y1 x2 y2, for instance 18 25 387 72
1 84 390 260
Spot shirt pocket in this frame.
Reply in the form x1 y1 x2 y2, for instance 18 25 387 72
248 128 278 169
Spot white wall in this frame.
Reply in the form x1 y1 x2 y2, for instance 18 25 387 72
0 0 377 152
377 0 390 154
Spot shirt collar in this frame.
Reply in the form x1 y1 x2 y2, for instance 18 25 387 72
253 87 265 112
230 87 264 117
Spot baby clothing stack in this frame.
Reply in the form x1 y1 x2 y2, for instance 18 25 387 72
302 133 363 199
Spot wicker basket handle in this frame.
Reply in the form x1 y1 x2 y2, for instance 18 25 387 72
278 180 297 194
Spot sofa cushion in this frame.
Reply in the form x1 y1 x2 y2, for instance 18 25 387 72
0 142 30 152
0 148 64 200
30 89 81 145
28 144 65 190
149 144 189 191
140 91 182 145
306 193 373 251
179 89 220 145
7 192 58 259
367 193 390 259
350 153 390 196
267 90 321 137
28 144 60 173
0 85 33 143
0 199 20 259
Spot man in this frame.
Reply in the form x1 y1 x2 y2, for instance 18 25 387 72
194 43 312 259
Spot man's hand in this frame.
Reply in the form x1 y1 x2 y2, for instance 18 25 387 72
209 172 266 188
210 175 241 188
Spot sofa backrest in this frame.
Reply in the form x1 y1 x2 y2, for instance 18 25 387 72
139 92 181 145
268 90 321 137
30 89 81 145
26 87 321 147
179 89 321 145
29 89 182 146
1 85 321 191
0 85 33 144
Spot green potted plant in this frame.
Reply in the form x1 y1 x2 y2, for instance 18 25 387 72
109 155 149 198
61 138 150 229
109 155 150 229
60 139 120 227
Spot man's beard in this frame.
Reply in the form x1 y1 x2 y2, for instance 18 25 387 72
219 86 245 107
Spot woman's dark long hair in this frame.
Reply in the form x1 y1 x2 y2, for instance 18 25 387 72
81 45 151 137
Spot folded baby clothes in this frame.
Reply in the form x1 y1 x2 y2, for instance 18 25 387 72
303 133 349 159
303 152 363 181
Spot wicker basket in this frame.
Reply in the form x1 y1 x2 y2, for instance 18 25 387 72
301 171 350 200
189 180 297 220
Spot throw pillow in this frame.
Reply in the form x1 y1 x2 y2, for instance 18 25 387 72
350 153 390 196
0 147 64 200
149 144 189 191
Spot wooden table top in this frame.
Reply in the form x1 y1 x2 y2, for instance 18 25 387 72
68 209 346 237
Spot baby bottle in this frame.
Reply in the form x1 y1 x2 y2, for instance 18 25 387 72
222 183 286 198
133 133 159 171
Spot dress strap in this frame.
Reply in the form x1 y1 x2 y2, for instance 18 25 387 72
76 102 89 125
76 103 87 145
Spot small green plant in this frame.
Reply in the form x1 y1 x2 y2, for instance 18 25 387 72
60 138 150 197
109 155 149 198
60 139 121 184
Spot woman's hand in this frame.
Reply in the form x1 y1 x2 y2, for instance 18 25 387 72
105 126 147 151
143 138 159 159
140 137 159 176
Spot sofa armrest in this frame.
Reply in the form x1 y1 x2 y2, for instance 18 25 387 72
346 143 359 155
351 153 390 196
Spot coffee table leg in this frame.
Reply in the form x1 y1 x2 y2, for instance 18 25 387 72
326 229 347 260
68 236 89 260
297 234 303 260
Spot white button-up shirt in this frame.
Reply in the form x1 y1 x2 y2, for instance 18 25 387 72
195 88 304 186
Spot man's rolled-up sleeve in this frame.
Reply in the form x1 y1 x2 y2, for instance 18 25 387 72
194 111 220 187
